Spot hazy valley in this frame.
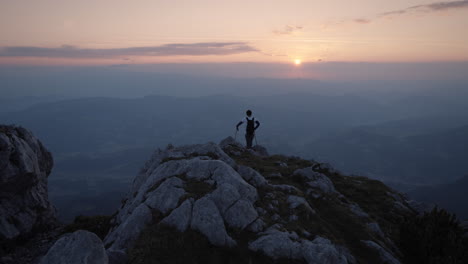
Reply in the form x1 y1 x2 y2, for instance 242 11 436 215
1 76 468 221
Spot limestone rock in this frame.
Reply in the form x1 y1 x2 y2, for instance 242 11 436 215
362 240 400 264
294 167 337 196
0 125 56 240
40 230 108 264
144 177 186 214
112 158 255 228
131 142 236 196
247 218 266 233
301 237 349 264
160 198 194 232
287 195 315 214
224 199 259 230
99 140 415 264
106 156 256 252
366 222 385 239
248 230 302 260
349 203 369 218
190 196 236 247
105 204 152 251
250 230 349 264
237 165 268 188
208 183 241 215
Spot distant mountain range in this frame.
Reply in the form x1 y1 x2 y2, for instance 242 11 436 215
302 121 468 184
1 92 467 221
407 175 468 219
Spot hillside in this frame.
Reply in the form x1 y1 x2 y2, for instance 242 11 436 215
2 126 467 264
0 94 397 222
53 137 418 263
2 94 468 223
303 124 468 184
408 175 468 219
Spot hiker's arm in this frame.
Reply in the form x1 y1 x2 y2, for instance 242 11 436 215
236 121 243 131
254 120 260 130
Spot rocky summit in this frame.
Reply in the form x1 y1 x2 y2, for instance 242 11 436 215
2 130 441 264
96 136 415 264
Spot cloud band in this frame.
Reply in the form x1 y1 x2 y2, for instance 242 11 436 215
0 42 258 58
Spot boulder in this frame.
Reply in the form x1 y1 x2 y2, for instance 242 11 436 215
0 125 56 240
248 229 302 260
190 196 236 247
366 222 385 239
219 136 243 150
40 230 108 264
301 237 349 264
224 199 258 229
160 198 194 232
208 183 241 215
105 204 152 251
105 157 256 252
144 177 186 214
247 218 266 233
287 195 315 214
112 157 254 227
237 165 268 188
249 230 349 264
348 203 369 218
294 167 337 197
131 142 236 196
362 240 400 264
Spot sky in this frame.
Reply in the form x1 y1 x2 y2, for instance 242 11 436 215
1 0 468 79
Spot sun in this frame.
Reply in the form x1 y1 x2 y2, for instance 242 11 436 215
294 59 302 65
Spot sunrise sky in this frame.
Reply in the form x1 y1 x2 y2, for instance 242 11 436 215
1 0 468 79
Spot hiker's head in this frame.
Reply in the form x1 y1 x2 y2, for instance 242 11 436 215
246 110 252 117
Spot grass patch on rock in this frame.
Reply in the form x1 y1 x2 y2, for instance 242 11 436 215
328 172 413 243
161 152 220 164
180 174 216 200
228 147 405 262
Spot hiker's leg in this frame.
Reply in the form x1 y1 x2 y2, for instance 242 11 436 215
246 133 253 148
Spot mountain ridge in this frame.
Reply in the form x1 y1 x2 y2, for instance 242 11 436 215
2 126 467 264
98 137 414 263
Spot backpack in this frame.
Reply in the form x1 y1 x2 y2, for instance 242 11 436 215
246 117 255 134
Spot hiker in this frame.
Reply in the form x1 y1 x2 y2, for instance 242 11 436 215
236 110 260 148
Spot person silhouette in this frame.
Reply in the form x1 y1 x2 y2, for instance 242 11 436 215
236 110 260 148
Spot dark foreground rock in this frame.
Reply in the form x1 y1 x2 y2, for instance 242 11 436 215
0 125 56 240
0 125 58 263
39 230 108 264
